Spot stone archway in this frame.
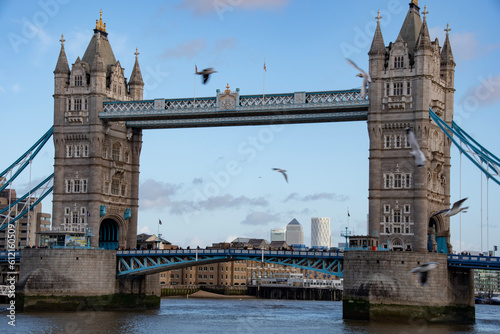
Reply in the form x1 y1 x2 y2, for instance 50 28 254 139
99 218 120 250
428 214 448 253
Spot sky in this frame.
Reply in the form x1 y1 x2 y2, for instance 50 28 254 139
1 0 499 252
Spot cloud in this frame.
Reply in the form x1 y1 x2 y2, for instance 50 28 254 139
241 211 280 225
192 177 203 185
138 226 151 234
139 178 181 209
11 83 21 93
178 0 289 16
459 74 500 108
161 38 206 59
284 192 348 202
429 27 500 62
167 194 268 215
198 194 268 211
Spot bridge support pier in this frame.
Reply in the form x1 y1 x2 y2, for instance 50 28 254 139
15 249 160 312
342 251 474 323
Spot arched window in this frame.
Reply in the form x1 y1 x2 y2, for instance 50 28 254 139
112 142 121 161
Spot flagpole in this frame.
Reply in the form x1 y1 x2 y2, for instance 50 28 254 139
194 64 197 108
263 59 266 105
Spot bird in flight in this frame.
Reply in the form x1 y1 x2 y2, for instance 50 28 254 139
432 198 469 217
346 58 372 98
195 66 217 84
405 127 426 168
410 262 439 286
272 168 288 183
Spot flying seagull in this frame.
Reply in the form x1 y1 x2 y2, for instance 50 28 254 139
195 67 217 84
346 58 372 98
405 127 426 168
272 168 288 183
410 262 439 286
432 198 469 217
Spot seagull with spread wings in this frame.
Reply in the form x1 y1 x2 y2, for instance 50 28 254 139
432 198 469 217
195 67 217 84
406 127 427 168
346 58 372 98
410 262 440 286
272 168 288 183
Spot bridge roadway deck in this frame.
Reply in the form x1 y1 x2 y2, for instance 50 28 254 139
3 251 499 276
99 89 369 128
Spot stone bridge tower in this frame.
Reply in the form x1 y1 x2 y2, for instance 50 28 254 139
52 12 144 249
367 1 455 252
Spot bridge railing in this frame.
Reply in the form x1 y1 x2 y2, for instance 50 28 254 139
116 249 343 258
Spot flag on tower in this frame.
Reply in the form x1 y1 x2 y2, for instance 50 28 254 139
263 61 266 72
195 64 198 73
159 219 162 225
347 210 350 217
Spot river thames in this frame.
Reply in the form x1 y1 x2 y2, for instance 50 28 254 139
3 298 499 333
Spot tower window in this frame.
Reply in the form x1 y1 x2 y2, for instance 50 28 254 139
112 142 121 161
74 75 83 87
384 205 390 213
395 135 401 148
66 145 73 157
394 56 404 69
393 210 401 223
386 83 390 97
404 204 410 213
393 82 403 96
407 81 411 95
384 174 392 188
111 179 120 195
74 98 82 110
73 179 81 193
384 135 391 149
404 173 412 188
393 174 402 188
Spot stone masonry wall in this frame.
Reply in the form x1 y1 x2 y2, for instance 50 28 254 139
343 251 474 307
17 249 116 296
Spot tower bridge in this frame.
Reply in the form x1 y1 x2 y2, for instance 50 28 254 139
5 1 500 322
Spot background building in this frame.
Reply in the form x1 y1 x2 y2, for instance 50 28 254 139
0 180 51 249
285 218 304 246
311 217 332 249
270 228 286 242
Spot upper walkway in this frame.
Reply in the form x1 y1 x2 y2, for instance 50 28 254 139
99 89 368 128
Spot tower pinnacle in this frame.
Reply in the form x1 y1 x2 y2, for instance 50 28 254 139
95 9 106 32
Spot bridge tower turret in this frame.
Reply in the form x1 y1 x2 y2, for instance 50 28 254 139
367 2 455 252
52 11 144 249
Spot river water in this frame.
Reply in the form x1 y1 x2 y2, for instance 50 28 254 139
2 298 499 333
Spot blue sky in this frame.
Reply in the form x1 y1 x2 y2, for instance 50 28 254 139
1 0 499 251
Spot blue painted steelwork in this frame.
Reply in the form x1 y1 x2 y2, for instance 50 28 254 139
0 251 20 263
447 254 500 270
117 249 344 277
0 176 54 232
0 127 53 193
100 89 368 129
430 108 500 186
99 219 119 250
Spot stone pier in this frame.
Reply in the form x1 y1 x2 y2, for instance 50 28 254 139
15 249 160 311
342 251 474 323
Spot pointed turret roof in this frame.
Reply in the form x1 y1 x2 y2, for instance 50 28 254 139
54 34 70 74
369 11 386 55
415 7 432 51
82 11 116 69
129 48 144 86
441 23 455 65
398 1 422 53
288 218 301 226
